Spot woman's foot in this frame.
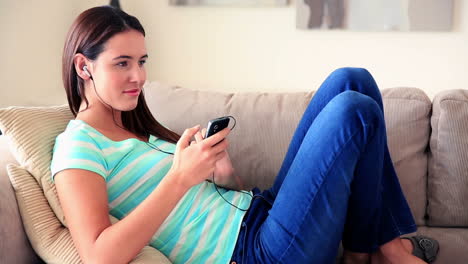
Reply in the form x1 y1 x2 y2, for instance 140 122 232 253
374 237 432 264
401 236 439 263
343 236 438 264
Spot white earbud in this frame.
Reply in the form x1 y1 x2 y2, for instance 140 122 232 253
83 65 91 77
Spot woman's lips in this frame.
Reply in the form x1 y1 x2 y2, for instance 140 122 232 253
123 89 140 96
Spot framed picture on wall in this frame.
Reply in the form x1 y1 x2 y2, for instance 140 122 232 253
170 0 288 6
297 0 454 31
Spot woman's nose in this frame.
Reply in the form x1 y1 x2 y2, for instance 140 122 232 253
129 65 146 85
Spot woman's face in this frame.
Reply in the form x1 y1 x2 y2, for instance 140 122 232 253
89 29 147 112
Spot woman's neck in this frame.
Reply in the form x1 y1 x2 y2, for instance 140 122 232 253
76 102 123 131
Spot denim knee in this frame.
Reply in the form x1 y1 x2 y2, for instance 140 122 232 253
323 67 382 106
330 67 374 83
330 91 384 130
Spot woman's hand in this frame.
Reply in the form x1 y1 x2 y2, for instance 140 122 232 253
168 125 230 190
193 128 239 189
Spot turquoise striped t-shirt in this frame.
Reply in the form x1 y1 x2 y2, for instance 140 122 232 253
50 120 252 264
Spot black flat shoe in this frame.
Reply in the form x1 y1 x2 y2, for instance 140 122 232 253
402 235 439 263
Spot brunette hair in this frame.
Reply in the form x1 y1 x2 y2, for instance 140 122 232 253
62 5 180 144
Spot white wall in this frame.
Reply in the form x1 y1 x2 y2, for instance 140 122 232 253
1 0 467 107
0 0 77 107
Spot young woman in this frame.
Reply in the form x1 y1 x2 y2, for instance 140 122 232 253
51 5 439 264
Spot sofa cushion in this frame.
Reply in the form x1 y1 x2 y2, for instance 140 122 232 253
7 163 81 263
0 105 73 225
144 82 314 190
6 163 171 264
0 136 42 264
428 90 468 227
381 87 431 226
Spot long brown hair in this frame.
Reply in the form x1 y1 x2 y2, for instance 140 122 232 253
62 5 180 144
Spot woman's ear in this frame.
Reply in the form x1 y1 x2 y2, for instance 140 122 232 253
74 54 91 80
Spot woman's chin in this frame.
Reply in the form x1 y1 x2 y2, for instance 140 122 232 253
119 103 138 112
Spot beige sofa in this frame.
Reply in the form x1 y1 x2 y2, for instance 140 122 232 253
1 83 468 263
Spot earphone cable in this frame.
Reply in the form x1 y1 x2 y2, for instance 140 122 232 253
211 172 253 211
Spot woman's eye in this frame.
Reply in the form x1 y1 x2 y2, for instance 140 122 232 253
117 61 128 67
139 60 147 66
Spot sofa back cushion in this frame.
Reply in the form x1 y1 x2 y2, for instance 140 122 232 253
428 90 468 227
144 82 314 190
381 87 431 226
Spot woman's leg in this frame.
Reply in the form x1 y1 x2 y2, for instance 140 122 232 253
238 69 417 263
270 67 384 197
245 91 387 263
269 68 416 248
249 91 417 263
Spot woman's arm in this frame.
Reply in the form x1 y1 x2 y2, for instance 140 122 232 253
55 168 188 264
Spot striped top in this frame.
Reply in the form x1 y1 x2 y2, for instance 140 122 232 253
50 120 252 264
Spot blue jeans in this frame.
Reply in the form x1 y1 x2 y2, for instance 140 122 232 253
230 68 417 264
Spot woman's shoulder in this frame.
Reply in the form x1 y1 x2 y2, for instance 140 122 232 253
56 119 155 149
51 120 109 180
55 119 102 146
52 120 108 164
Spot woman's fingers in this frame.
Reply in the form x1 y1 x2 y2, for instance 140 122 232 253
201 128 207 139
194 130 204 143
176 125 200 151
204 127 230 147
212 138 229 154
